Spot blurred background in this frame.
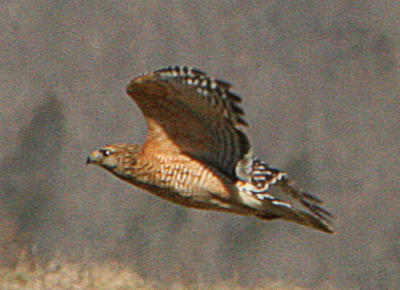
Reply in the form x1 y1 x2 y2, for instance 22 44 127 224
0 1 399 288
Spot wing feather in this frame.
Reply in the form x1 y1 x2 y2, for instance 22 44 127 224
126 66 250 179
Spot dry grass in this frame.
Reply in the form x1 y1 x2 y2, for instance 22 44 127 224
0 260 152 290
0 258 310 290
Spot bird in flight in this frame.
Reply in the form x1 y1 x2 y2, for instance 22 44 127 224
87 66 333 233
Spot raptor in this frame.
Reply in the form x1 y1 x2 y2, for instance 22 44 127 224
87 66 333 233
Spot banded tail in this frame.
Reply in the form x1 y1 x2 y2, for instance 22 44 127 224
236 159 334 233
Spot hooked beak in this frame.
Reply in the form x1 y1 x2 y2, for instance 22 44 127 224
86 150 103 165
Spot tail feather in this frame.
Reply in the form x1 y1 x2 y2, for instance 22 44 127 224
275 176 334 224
237 158 334 233
256 205 334 233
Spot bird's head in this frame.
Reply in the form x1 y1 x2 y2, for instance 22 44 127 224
86 143 141 176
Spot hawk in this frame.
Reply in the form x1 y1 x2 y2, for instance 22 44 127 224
87 66 333 233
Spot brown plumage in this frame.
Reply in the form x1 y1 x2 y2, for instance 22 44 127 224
87 66 334 233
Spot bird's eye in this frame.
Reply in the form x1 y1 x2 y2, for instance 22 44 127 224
101 149 112 157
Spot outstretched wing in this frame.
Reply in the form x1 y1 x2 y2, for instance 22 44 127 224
126 66 250 179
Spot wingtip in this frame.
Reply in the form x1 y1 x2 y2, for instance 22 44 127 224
126 71 162 96
127 66 203 95
153 66 207 78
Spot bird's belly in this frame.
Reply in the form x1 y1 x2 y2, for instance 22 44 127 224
125 160 238 211
129 179 229 211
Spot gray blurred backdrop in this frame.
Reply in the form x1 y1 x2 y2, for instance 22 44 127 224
1 1 399 288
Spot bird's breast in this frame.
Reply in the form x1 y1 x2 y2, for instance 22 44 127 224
127 154 234 206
